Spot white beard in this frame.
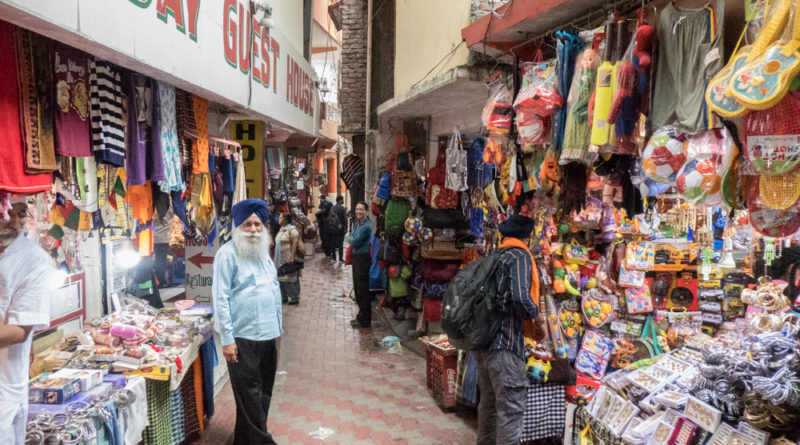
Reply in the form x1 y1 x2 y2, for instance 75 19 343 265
232 226 271 261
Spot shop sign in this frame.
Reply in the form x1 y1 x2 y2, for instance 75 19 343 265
184 236 219 304
0 0 318 135
230 120 264 199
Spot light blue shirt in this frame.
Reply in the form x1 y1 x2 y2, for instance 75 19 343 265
212 241 283 346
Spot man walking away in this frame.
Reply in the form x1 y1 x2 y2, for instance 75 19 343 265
212 198 282 444
316 195 333 258
477 214 540 445
328 196 348 262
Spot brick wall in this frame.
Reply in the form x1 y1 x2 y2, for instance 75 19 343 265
338 0 367 135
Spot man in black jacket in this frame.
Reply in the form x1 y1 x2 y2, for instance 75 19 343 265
316 196 332 258
328 196 348 263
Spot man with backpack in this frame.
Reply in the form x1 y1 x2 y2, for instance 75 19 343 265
476 214 540 445
327 196 348 263
316 196 333 258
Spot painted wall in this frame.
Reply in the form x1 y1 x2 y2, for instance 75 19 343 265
393 0 471 97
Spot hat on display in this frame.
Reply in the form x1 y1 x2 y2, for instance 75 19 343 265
232 198 270 227
498 214 535 240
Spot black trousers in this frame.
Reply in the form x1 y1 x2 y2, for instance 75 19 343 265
227 337 278 445
351 253 372 325
331 232 345 261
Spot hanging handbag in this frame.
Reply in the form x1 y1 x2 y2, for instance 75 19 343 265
390 132 420 198
422 208 469 230
445 127 468 191
344 245 353 265
426 148 459 209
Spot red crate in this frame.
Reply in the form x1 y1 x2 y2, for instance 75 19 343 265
426 349 458 408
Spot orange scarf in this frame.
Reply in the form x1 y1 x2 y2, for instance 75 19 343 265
499 237 540 339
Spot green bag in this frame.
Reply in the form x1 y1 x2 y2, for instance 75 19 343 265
384 198 409 238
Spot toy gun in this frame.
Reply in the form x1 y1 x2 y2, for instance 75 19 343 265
545 293 569 358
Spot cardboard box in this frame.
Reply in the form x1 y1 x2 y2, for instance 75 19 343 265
29 376 80 404
50 369 103 392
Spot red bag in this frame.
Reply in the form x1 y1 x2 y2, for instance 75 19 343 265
344 245 352 265
420 258 460 283
426 149 458 209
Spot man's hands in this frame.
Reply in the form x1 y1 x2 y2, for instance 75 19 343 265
222 343 238 363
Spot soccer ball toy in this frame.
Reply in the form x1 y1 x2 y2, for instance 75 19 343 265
642 127 688 184
404 217 422 234
420 227 433 243
402 231 416 246
677 158 721 204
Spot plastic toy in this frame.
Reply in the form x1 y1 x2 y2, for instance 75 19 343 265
730 3 800 110
642 127 688 184
582 291 615 327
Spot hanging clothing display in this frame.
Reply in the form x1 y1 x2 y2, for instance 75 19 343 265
0 21 52 194
191 95 209 174
156 81 184 193
124 73 165 186
54 43 92 157
14 27 58 174
90 59 126 167
651 0 724 132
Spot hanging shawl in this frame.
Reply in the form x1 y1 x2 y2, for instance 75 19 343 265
233 158 246 204
14 28 58 173
554 31 584 153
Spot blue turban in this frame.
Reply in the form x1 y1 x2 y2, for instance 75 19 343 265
232 198 269 227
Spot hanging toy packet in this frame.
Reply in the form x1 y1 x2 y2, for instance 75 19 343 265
625 241 655 270
482 74 513 133
625 286 654 314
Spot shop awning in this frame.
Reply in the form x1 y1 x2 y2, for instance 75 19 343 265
461 0 620 60
376 66 490 120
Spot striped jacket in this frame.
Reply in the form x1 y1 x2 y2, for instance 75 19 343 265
489 248 540 360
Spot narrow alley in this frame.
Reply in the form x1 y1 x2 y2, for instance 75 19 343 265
192 255 477 445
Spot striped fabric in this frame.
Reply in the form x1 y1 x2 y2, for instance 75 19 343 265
89 59 125 167
341 153 364 189
490 248 539 360
169 387 186 445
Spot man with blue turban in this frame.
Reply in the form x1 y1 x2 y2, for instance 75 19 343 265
212 198 282 444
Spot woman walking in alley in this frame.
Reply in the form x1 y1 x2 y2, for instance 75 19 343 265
349 201 373 328
276 212 302 305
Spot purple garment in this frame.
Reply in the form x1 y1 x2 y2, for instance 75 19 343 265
124 73 165 186
54 44 92 157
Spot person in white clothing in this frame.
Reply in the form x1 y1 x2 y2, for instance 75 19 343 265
0 201 56 444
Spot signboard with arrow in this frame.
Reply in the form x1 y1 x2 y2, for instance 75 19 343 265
184 237 219 304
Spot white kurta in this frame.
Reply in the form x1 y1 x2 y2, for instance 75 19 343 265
0 236 53 444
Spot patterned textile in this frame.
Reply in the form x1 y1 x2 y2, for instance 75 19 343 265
14 27 58 173
143 379 172 445
169 387 185 445
520 384 566 442
191 95 209 174
90 59 125 167
188 359 204 437
157 82 183 193
175 89 195 183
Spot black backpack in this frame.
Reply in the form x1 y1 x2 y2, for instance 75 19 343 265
442 248 512 350
326 207 343 232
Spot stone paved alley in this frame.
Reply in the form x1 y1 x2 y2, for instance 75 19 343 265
190 255 477 445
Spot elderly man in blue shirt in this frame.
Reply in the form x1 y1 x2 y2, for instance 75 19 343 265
212 198 282 445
